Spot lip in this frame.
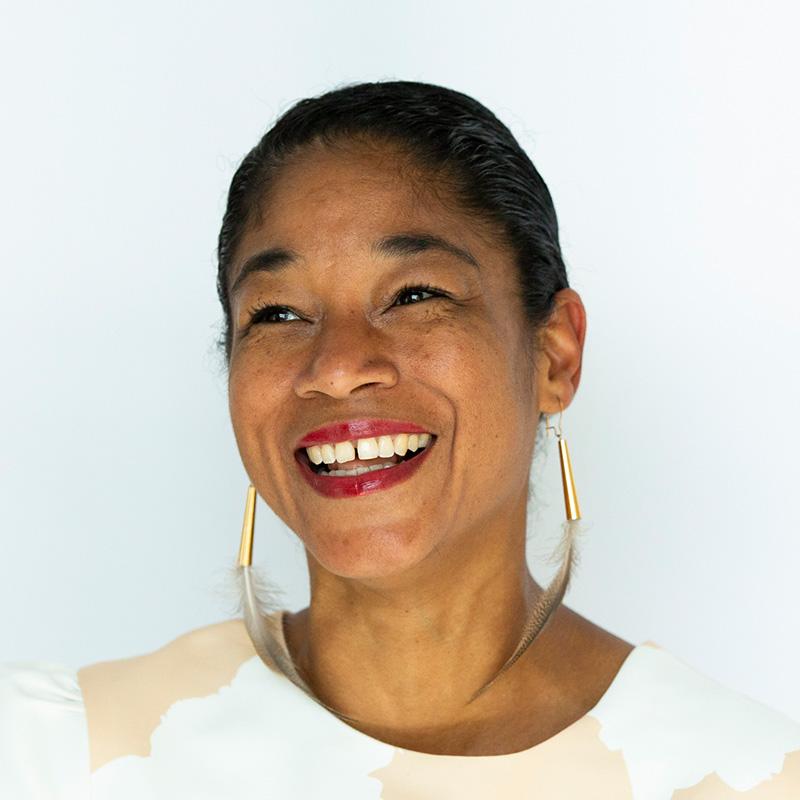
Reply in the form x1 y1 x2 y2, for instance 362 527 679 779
295 418 433 449
294 437 435 499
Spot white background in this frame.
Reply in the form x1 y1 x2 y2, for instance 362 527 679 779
1 1 798 721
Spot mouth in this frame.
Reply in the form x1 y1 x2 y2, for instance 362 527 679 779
293 433 437 498
297 444 428 475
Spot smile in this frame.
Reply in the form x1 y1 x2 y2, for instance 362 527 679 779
294 432 436 498
305 432 432 473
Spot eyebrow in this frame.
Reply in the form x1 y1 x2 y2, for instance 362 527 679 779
229 232 480 297
373 233 480 270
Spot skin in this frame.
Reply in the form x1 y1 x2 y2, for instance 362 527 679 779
226 135 634 756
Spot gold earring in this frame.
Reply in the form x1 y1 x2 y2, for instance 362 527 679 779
234 483 362 724
544 398 582 521
238 484 257 567
467 397 584 703
235 484 314 696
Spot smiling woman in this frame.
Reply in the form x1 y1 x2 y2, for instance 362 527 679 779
2 80 799 799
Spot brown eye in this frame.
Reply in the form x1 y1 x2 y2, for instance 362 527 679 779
248 304 301 324
393 284 447 306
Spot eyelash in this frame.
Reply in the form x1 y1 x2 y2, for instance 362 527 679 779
246 283 448 325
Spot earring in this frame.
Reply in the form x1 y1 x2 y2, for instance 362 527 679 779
234 484 360 723
544 398 582 521
467 396 584 704
237 484 256 567
235 484 313 695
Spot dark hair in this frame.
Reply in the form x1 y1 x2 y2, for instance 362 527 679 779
215 80 569 366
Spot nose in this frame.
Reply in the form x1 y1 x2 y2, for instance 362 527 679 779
292 310 399 400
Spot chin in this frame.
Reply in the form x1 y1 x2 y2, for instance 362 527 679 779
303 522 436 581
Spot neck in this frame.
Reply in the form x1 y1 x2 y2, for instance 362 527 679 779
282 502 563 745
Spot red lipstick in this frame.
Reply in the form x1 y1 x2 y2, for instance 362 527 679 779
294 440 434 499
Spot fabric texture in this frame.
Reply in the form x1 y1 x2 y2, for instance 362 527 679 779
0 659 91 799
2 611 799 799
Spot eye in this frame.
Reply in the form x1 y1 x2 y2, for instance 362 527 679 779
247 303 301 325
392 283 448 307
245 283 448 328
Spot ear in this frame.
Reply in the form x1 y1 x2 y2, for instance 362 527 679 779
533 288 587 414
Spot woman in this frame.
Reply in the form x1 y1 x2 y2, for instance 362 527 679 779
2 80 799 798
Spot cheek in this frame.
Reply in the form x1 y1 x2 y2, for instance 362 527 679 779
414 322 532 475
227 352 292 458
415 318 523 407
226 369 259 472
228 362 261 427
229 341 293 408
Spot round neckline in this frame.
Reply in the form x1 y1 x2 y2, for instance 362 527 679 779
251 608 649 761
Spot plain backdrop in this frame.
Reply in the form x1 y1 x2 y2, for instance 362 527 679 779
1 1 798 721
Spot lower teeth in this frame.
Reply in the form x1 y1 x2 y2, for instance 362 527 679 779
321 462 400 478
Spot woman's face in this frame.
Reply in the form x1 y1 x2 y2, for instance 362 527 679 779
227 138 547 582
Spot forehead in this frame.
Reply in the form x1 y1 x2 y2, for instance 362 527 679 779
231 138 504 281
262 138 445 227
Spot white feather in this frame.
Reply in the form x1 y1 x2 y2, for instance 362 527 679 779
229 561 361 723
467 517 587 703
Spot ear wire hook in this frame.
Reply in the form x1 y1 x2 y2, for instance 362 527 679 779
544 396 565 440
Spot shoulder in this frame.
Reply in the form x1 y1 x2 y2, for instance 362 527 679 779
590 641 800 796
77 616 259 773
0 618 262 791
0 659 90 797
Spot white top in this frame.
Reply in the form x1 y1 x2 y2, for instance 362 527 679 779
2 612 799 799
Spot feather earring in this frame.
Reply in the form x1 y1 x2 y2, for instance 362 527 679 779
234 484 361 723
467 399 585 704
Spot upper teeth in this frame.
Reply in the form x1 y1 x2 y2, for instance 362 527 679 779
305 433 432 465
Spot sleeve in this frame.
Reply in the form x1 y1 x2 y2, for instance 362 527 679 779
0 660 91 799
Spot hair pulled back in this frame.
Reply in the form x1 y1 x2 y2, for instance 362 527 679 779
216 80 569 365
